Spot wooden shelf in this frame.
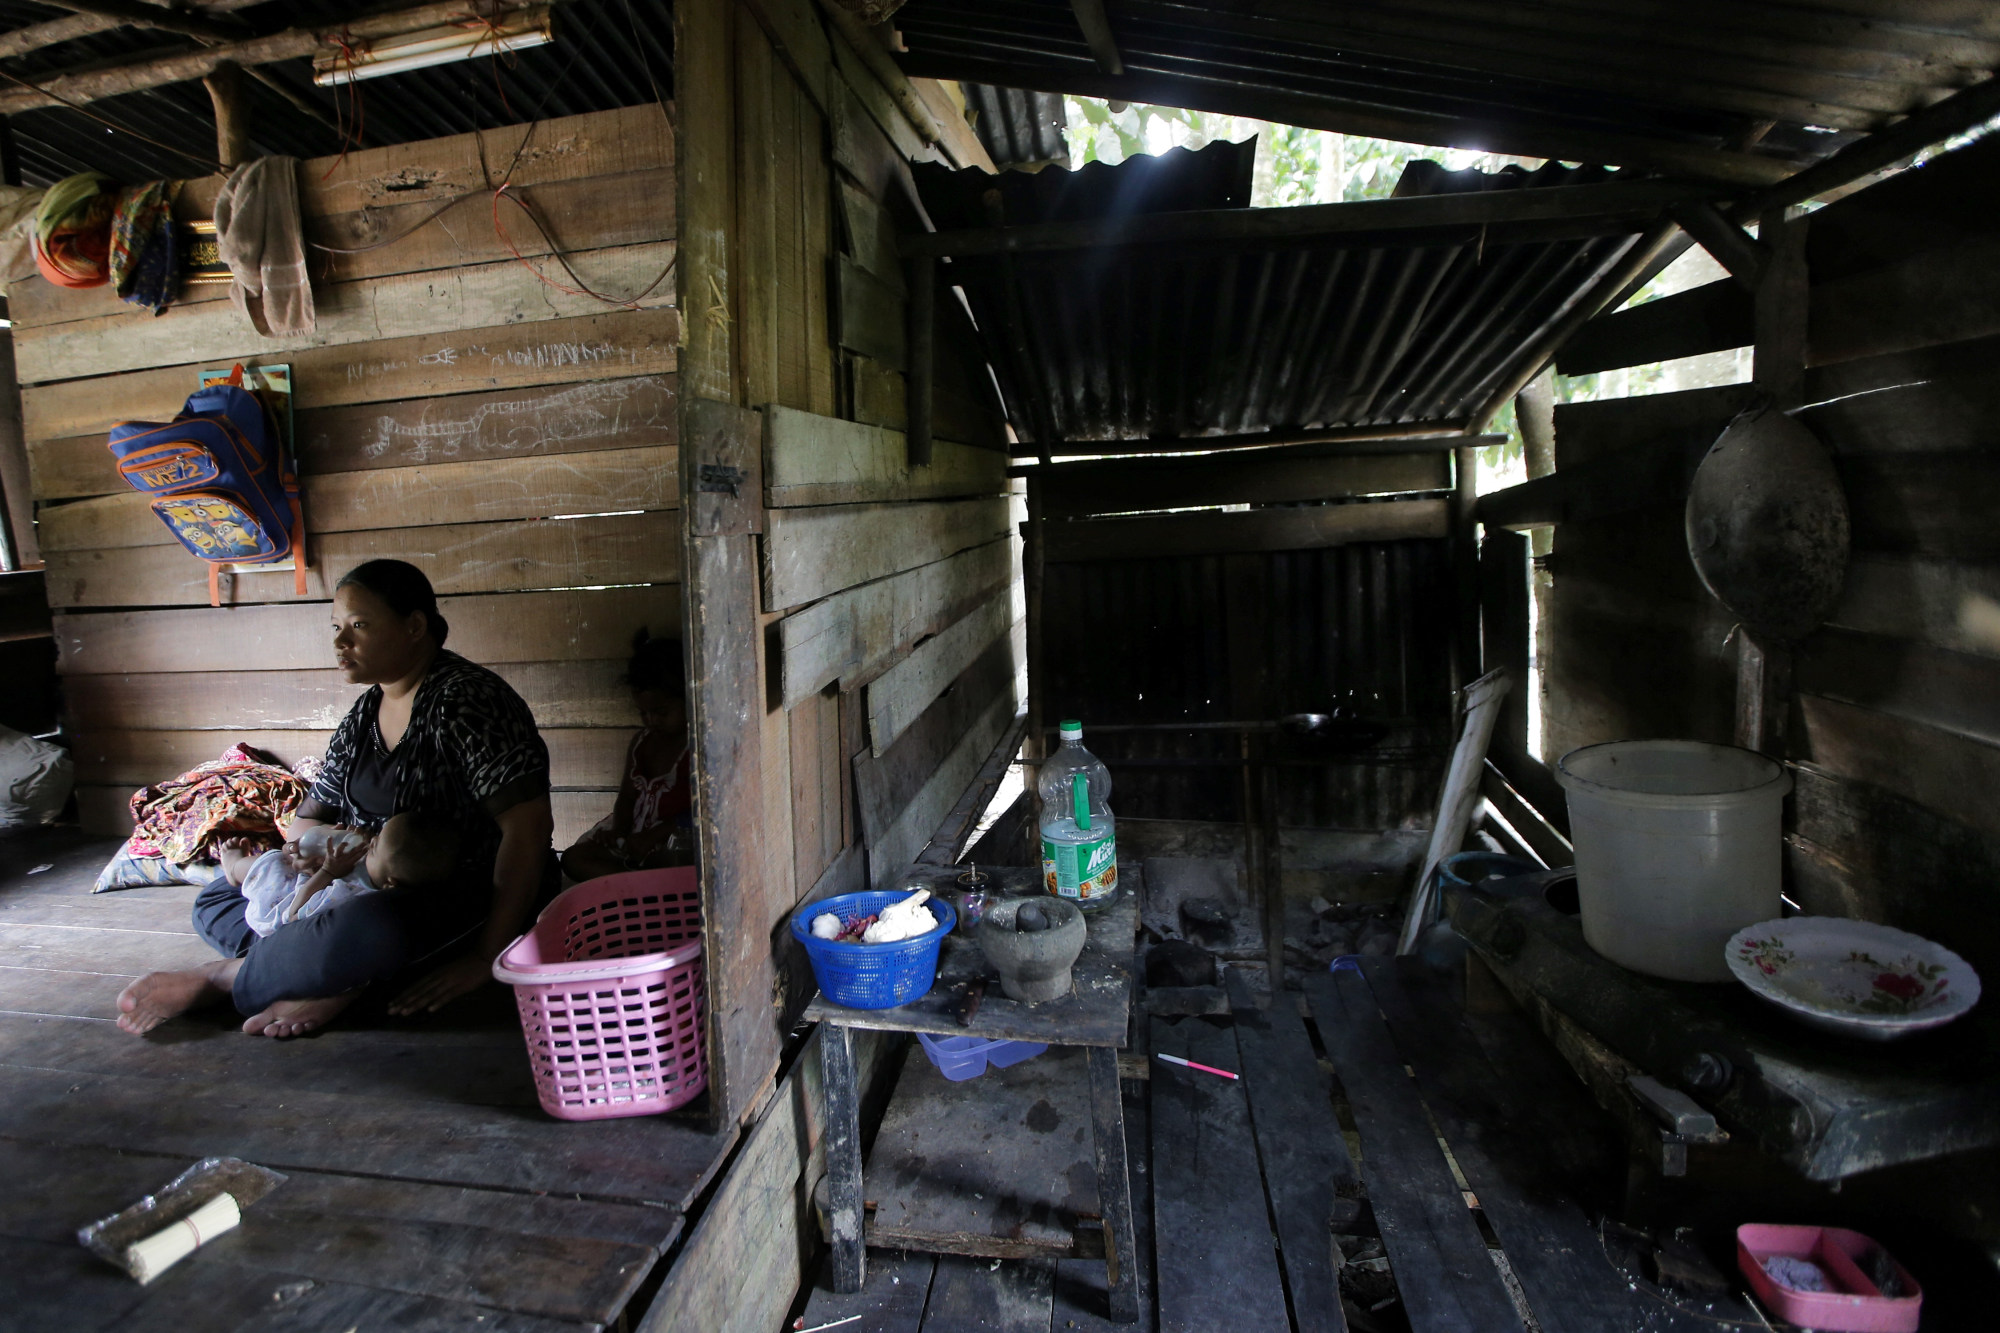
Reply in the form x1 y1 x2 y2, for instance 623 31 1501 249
861 1042 1102 1260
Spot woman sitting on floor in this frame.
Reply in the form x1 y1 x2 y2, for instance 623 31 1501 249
559 629 693 881
117 559 557 1039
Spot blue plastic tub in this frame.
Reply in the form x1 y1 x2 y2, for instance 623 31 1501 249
1438 850 1539 892
792 890 955 1010
917 1031 1047 1082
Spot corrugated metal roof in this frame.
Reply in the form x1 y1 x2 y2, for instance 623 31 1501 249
961 82 1068 170
892 0 2000 183
0 0 673 186
914 144 1642 448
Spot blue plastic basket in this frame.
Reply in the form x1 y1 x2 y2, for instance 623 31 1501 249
792 890 956 1010
917 1031 1047 1082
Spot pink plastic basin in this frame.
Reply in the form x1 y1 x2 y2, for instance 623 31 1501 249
1737 1224 1921 1333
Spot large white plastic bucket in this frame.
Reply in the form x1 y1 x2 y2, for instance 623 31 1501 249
1556 740 1790 982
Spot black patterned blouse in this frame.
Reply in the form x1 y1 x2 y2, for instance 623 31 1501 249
298 650 551 879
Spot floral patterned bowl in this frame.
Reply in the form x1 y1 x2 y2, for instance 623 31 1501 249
1727 918 1980 1041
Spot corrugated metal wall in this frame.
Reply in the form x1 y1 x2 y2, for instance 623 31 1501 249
1041 537 1453 828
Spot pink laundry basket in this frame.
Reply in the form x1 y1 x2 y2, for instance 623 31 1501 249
492 868 706 1121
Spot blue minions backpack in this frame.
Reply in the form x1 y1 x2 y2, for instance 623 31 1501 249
108 364 306 606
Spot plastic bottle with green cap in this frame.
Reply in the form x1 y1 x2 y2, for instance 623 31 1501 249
1038 719 1118 910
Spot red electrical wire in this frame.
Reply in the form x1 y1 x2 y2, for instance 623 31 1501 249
321 30 368 181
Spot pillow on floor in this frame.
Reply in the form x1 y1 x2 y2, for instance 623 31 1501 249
93 847 225 894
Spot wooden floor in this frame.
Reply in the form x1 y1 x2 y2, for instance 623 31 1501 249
0 827 736 1333
795 953 1776 1333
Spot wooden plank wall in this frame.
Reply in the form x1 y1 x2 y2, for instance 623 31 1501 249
18 106 684 848
675 0 1018 1137
1505 132 2000 982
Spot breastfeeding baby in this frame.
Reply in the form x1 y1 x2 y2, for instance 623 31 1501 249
215 813 459 938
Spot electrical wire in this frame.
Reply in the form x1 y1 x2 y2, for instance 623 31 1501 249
320 29 367 180
309 29 675 310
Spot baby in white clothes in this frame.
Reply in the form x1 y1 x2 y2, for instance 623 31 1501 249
216 813 458 937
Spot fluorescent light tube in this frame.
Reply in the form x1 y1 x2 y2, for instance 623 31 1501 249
314 9 553 86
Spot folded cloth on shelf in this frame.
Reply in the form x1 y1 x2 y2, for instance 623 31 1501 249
127 741 310 866
34 171 115 288
109 180 180 313
213 155 315 337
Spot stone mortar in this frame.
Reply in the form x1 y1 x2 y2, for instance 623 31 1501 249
976 896 1087 1003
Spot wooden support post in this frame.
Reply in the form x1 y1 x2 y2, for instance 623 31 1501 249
1451 443 1482 690
1259 750 1284 987
1024 471 1047 772
1733 629 1792 758
0 331 37 571
1753 210 1807 413
1735 208 1808 756
1514 367 1555 482
906 254 935 467
820 1021 866 1293
1478 527 1531 760
1087 1044 1140 1323
202 59 249 170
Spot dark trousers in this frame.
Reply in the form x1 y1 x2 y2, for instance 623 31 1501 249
193 876 486 1016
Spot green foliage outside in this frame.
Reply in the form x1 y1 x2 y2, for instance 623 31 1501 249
1062 97 1538 206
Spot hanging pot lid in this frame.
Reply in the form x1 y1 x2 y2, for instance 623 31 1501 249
1684 402 1850 643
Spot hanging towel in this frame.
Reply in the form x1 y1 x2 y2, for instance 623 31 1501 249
213 156 316 337
34 171 115 288
109 180 180 314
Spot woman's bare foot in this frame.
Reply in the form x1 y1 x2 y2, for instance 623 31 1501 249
116 959 240 1035
240 991 358 1040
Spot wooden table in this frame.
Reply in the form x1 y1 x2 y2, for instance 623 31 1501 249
804 863 1141 1323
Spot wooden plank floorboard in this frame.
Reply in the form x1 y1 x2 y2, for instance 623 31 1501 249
0 1011 542 1107
798 1247 938 1331
0 920 233 975
1 1136 665 1325
1150 1018 1289 1333
0 890 205 933
1051 1070 1158 1332
1303 969 1524 1333
866 1042 1097 1258
1360 960 1667 1333
0 1237 603 1333
0 827 718 1330
0 965 141 1020
0 1060 728 1204
1227 973 1354 1333
920 1254 1054 1333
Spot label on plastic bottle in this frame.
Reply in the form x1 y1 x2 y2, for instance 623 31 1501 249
1043 831 1117 903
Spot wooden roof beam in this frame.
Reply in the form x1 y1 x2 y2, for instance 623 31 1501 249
1069 0 1124 76
1744 73 2000 217
0 14 121 62
39 0 246 44
0 0 566 115
1670 200 1768 289
894 55 1801 188
904 179 1711 259
1007 424 1490 464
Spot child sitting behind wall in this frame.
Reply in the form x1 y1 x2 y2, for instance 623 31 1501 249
561 630 693 881
217 812 461 937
